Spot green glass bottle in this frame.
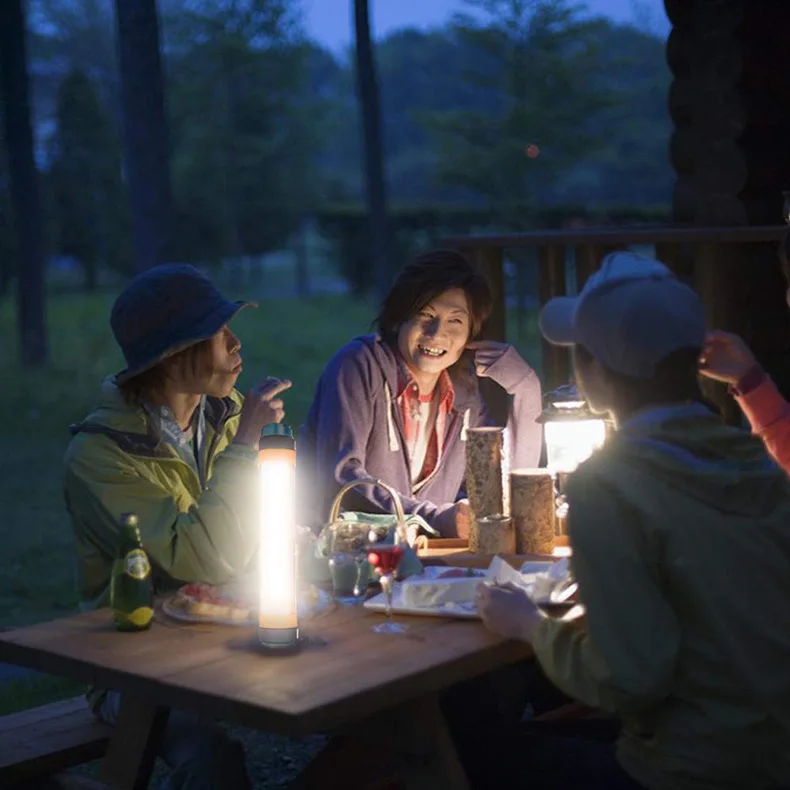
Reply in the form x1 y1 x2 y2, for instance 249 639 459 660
110 513 154 631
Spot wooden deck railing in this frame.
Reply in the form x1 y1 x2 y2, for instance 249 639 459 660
443 225 787 423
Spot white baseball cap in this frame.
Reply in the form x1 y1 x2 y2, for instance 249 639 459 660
539 251 706 379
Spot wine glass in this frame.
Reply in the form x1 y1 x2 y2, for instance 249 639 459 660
367 543 407 634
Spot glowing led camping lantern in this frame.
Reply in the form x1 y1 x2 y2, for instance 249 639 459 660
539 386 606 474
258 423 299 649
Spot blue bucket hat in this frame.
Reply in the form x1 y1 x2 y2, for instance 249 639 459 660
111 264 254 384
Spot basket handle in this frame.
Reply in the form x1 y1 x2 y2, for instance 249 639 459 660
328 477 407 541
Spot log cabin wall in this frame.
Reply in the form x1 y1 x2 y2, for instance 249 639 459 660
666 0 790 413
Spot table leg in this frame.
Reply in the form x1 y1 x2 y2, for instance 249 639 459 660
291 694 469 790
385 694 470 790
288 735 392 790
99 694 169 790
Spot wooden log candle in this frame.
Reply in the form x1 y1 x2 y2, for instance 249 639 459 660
465 426 508 522
469 515 516 555
510 469 556 555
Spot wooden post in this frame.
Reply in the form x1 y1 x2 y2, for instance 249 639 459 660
474 246 505 340
473 246 508 425
694 242 741 424
574 243 620 291
538 244 569 391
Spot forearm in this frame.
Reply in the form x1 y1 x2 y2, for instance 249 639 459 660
507 387 543 468
531 618 619 712
734 370 790 472
483 346 543 468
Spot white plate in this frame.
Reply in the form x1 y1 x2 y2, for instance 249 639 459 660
365 566 485 619
364 585 584 621
364 586 480 619
363 565 566 621
162 587 331 627
520 561 556 574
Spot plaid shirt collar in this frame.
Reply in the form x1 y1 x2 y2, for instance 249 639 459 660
396 359 455 412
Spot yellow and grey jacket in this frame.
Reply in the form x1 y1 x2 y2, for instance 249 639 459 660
532 403 790 790
64 377 259 610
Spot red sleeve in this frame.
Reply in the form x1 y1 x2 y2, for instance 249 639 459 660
735 375 790 474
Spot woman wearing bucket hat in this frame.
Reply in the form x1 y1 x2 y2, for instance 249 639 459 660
64 264 291 790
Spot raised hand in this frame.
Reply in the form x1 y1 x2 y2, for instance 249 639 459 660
465 340 510 378
698 331 757 385
234 378 292 446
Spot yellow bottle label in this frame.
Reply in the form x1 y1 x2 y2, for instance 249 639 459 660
124 549 151 581
121 606 154 628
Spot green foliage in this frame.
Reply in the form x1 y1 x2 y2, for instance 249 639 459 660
312 9 671 212
12 0 674 317
559 22 671 205
0 674 84 716
426 0 615 223
0 121 16 296
164 0 323 262
49 68 129 287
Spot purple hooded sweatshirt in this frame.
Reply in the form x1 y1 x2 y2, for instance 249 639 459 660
298 334 543 533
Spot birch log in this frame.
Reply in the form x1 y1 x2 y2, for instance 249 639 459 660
510 469 555 555
465 426 508 522
470 515 516 555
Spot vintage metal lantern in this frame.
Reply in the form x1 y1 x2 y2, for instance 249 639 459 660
539 385 607 474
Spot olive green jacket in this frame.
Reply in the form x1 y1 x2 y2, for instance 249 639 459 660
532 404 790 790
64 377 259 610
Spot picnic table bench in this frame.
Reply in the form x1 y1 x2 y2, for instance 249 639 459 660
0 696 111 787
0 549 541 789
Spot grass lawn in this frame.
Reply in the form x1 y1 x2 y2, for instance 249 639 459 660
0 280 540 716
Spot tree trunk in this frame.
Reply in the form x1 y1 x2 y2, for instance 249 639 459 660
114 0 172 272
353 0 391 300
83 256 98 292
295 216 310 297
0 0 48 367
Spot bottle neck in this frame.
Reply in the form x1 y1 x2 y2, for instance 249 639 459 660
118 525 143 553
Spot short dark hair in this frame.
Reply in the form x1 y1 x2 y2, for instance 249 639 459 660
118 339 212 405
575 344 705 411
376 249 493 345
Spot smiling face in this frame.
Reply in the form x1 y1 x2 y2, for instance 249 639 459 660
397 287 471 384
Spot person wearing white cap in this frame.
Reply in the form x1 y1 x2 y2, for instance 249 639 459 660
474 252 790 790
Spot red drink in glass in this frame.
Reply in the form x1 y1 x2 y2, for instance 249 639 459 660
366 543 407 634
367 544 403 575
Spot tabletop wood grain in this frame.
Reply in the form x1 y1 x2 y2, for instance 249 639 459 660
0 601 533 737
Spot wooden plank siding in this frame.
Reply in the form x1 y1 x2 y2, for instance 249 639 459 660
445 225 787 413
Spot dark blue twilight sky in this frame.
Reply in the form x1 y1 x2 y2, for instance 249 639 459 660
304 0 670 52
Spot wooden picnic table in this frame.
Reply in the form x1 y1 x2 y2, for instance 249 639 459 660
0 551 539 790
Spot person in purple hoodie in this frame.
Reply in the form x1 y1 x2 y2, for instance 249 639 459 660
299 248 543 534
